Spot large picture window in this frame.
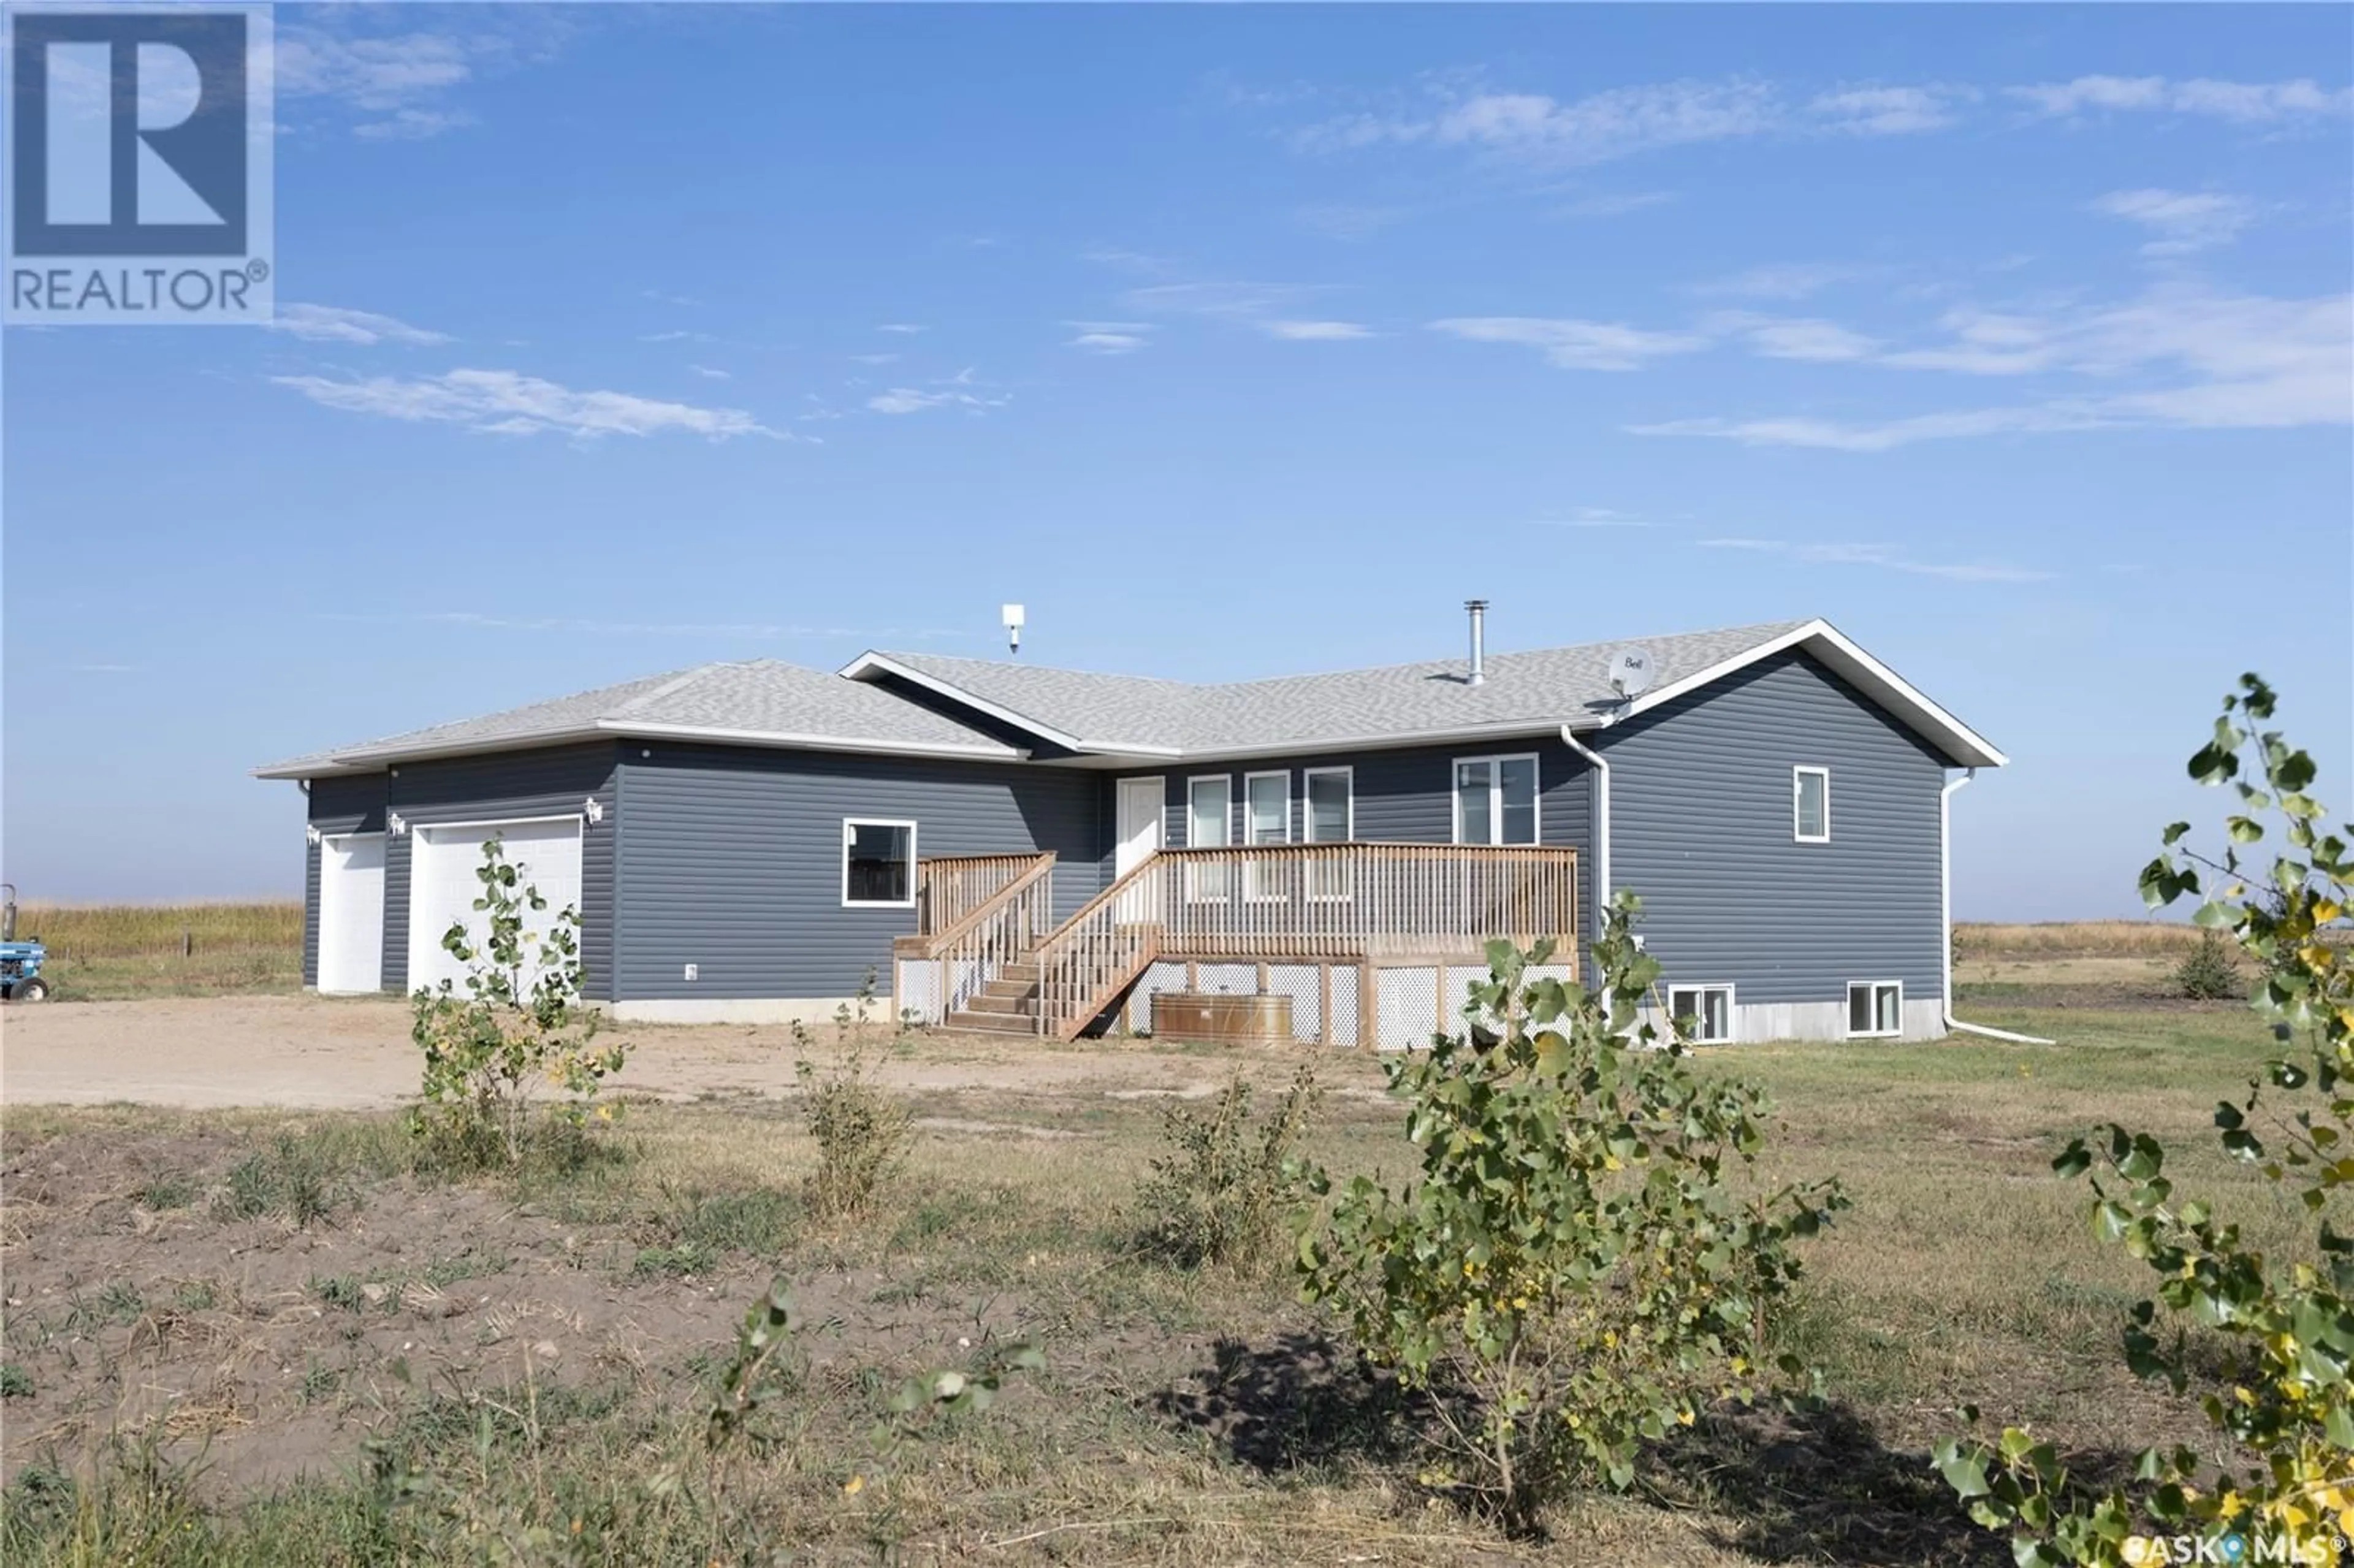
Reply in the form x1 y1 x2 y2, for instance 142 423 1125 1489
842 819 916 907
1453 754 1539 845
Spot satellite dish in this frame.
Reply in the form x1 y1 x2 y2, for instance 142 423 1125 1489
1606 644 1657 699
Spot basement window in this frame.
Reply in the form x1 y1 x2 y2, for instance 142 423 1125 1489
1848 981 1903 1039
1667 983 1735 1045
842 819 916 908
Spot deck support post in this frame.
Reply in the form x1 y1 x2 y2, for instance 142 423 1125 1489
1359 965 1379 1053
1317 962 1332 1047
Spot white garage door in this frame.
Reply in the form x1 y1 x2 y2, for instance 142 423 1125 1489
406 817 585 998
317 833 386 994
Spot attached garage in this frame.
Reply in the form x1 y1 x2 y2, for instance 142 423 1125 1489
316 833 386 994
405 816 585 996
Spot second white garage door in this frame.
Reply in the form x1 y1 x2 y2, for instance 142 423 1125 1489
406 817 585 997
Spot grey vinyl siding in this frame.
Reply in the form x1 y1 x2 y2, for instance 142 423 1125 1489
613 745 1108 1001
1599 649 1946 1008
381 744 620 998
1113 737 1594 970
302 774 388 989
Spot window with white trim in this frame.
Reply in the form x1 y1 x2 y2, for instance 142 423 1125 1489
1453 754 1540 845
1794 766 1830 843
1667 983 1735 1044
1304 767 1353 899
842 819 916 907
1186 775 1232 899
1243 771 1289 901
1847 980 1903 1038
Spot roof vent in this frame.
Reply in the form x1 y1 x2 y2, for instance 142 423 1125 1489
1465 599 1488 687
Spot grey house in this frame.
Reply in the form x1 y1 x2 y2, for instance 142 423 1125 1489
257 616 2005 1047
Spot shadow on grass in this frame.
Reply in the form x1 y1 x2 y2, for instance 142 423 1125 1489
1651 1401 2021 1567
1151 1331 1435 1475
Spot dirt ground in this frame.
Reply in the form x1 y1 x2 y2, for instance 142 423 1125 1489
0 995 1252 1109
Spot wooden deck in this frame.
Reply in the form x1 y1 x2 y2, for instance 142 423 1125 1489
898 843 1579 1042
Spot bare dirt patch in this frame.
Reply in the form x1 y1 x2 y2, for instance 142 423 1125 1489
0 994 1274 1110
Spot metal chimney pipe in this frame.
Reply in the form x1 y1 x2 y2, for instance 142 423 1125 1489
1465 599 1488 687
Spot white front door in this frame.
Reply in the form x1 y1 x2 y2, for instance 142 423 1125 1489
317 833 386 994
1116 776 1164 878
407 818 585 996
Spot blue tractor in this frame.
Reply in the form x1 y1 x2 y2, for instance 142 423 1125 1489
1 885 50 1003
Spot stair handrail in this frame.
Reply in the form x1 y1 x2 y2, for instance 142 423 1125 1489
907 851 1056 958
1028 853 1172 1039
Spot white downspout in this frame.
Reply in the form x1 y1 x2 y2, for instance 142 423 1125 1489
1560 724 1610 953
1941 769 2054 1045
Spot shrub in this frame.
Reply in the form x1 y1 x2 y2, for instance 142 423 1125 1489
794 976 913 1220
407 837 629 1170
1135 1064 1317 1271
2170 926 2242 999
1297 904 1846 1524
1938 674 2354 1565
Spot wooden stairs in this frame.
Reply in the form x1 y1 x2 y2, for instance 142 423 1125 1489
945 960 1045 1036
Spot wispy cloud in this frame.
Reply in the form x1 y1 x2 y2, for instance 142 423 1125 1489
1552 189 1677 219
273 368 779 441
1063 320 1152 354
1300 78 1783 166
875 322 928 335
1808 84 1975 135
1622 286 2350 449
642 288 703 308
1531 507 1651 529
2093 188 2258 255
1262 319 1372 341
688 364 731 380
1693 263 1868 301
1705 312 1883 362
2011 75 2353 123
1644 407 2106 452
1428 315 1708 371
273 12 570 139
640 329 715 344
265 303 450 346
1080 245 1180 274
1697 538 2053 582
866 382 1008 415
1122 280 1309 321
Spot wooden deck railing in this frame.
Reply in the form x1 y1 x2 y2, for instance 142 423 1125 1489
916 852 1054 937
1029 842 1577 1040
901 851 1057 1018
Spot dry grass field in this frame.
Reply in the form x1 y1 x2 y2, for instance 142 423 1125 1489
0 904 2210 1008
0 940 2301 1566
9 903 303 1000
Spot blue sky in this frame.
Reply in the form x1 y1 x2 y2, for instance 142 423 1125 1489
4 3 2348 919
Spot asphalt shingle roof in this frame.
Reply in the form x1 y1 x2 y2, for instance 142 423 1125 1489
261 618 2005 778
871 621 1810 753
255 659 1019 776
